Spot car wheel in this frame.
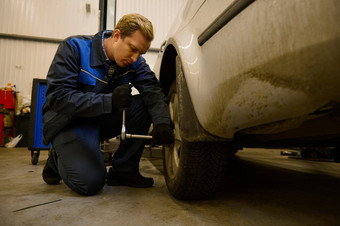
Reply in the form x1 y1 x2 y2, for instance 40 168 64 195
163 82 230 200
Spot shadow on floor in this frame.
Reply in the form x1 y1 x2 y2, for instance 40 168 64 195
147 148 340 224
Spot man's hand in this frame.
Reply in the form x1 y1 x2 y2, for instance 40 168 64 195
151 124 174 145
112 84 132 111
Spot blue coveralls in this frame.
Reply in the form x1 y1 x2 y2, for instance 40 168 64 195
42 30 170 195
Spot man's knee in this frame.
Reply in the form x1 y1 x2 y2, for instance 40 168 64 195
79 177 106 196
63 170 107 196
52 124 106 195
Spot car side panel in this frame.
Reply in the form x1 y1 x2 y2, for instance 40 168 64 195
175 0 340 138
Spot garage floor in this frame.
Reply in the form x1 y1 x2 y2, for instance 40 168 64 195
0 147 339 225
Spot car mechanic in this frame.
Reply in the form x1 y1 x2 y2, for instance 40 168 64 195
41 13 174 195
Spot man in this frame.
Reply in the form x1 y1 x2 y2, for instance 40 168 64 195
42 13 174 195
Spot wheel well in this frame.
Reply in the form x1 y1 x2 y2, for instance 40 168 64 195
159 45 229 142
159 45 177 96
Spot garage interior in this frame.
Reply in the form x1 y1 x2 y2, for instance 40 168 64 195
1 0 340 225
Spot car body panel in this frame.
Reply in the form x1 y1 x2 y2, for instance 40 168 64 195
155 0 340 140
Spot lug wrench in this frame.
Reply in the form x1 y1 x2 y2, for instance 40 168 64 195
116 83 152 141
120 108 152 140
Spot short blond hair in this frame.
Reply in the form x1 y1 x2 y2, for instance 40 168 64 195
115 13 154 42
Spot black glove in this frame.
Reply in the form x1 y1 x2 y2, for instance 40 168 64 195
151 124 174 145
112 84 132 111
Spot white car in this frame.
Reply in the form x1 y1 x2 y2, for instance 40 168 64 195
153 0 340 199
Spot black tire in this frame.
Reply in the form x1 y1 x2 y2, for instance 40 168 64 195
163 82 230 199
163 141 230 199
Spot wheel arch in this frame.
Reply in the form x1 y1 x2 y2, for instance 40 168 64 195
159 44 177 97
159 44 226 143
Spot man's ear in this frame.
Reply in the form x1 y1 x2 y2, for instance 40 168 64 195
113 29 121 40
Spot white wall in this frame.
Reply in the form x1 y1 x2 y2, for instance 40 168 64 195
0 0 186 102
0 0 100 101
0 38 58 98
107 0 187 69
0 0 99 39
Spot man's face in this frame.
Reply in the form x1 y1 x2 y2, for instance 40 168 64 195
109 29 151 67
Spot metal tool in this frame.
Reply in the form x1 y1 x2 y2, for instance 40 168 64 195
117 83 153 141
120 109 153 140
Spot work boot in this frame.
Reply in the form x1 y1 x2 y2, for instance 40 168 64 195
42 148 61 185
106 167 154 188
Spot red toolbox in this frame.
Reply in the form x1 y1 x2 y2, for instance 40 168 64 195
0 90 16 146
0 90 16 109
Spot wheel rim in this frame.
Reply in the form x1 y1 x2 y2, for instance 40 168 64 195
165 90 181 180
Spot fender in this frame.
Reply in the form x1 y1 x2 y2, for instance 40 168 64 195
160 45 226 142
176 56 223 142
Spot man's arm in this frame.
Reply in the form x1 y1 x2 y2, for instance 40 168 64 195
132 57 171 126
44 40 112 117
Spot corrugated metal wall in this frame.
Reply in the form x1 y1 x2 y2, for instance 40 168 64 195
107 0 187 69
114 0 186 48
0 0 99 39
0 0 100 100
0 0 186 100
0 39 58 99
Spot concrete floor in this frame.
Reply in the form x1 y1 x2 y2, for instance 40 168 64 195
0 147 340 226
